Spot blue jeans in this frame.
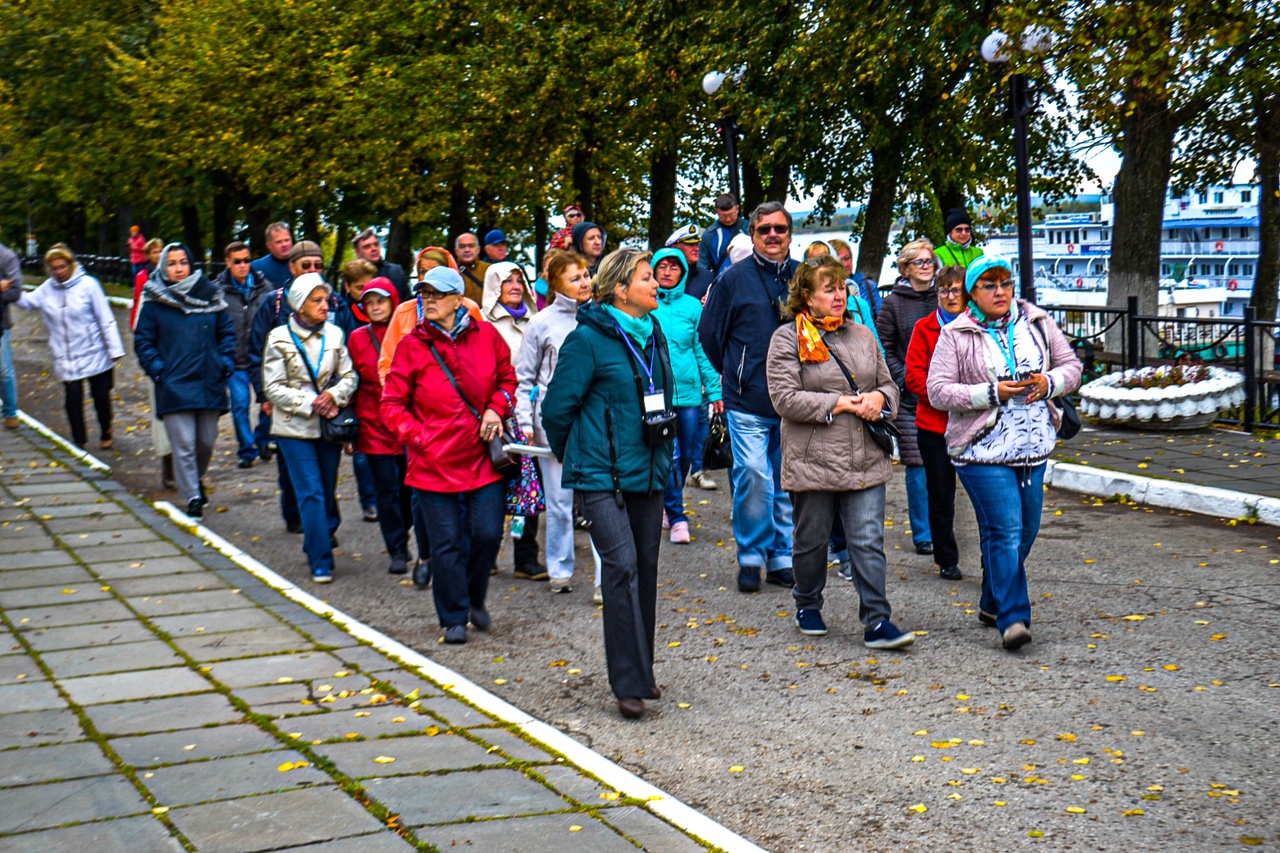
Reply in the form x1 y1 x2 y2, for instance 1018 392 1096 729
904 464 932 544
276 437 342 575
726 410 793 571
691 398 710 474
416 480 505 627
227 370 258 462
255 407 274 455
662 406 702 525
353 451 377 511
0 329 17 419
956 463 1046 632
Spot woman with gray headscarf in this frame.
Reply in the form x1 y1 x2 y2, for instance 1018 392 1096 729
134 243 236 518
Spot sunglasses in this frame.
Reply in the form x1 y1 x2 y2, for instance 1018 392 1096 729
975 280 1014 293
229 257 251 265
951 225 972 232
755 224 790 235
295 260 323 271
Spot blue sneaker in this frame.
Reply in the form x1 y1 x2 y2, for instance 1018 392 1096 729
765 568 795 588
311 568 333 584
737 565 761 593
864 619 914 649
795 609 828 636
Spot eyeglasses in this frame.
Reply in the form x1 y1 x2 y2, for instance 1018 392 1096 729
937 287 964 297
566 212 583 219
951 225 972 233
418 289 454 300
908 258 937 269
975 280 1014 293
229 257 251 265
755 224 789 235
295 260 323 271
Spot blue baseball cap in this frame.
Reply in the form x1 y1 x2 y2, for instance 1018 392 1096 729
418 266 465 295
965 255 1012 292
484 229 507 247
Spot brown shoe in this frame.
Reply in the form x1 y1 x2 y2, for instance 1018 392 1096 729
1001 622 1032 650
3 417 17 429
650 686 661 700
100 435 113 450
617 697 645 719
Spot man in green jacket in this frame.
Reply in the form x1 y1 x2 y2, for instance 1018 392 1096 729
935 208 984 269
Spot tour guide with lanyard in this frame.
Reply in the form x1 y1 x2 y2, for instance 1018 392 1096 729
604 316 676 506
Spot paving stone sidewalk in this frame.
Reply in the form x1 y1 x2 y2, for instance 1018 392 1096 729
0 424 713 853
1054 425 1280 497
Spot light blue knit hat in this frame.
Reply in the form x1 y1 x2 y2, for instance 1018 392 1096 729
964 255 1012 292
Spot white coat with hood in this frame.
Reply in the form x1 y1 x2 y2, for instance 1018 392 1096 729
514 292 583 447
18 265 125 382
482 261 538 363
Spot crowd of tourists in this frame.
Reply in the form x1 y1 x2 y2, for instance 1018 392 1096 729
0 198 1080 719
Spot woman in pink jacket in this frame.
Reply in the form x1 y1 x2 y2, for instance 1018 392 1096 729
926 256 1081 651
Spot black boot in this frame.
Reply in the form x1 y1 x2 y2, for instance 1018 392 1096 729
186 498 203 519
413 559 432 589
162 454 175 490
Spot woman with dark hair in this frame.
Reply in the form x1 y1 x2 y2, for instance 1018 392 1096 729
17 244 125 450
541 248 675 719
134 243 236 517
766 256 912 648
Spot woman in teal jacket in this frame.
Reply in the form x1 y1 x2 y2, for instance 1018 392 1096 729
651 248 722 544
542 248 674 720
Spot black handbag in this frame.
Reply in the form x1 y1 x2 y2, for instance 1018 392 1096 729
292 335 359 445
826 346 901 458
1056 394 1081 440
428 342 518 475
701 411 734 470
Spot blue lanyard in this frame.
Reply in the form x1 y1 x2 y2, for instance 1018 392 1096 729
987 322 1018 378
288 328 325 385
416 296 424 323
612 320 657 394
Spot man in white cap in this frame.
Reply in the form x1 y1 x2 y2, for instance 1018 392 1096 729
665 224 714 301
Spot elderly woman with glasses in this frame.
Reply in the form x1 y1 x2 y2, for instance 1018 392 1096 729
875 237 938 559
926 257 1080 650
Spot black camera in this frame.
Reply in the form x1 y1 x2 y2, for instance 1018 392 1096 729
642 410 678 447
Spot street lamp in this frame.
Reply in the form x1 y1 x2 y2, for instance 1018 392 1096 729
983 28 1051 304
702 67 745 204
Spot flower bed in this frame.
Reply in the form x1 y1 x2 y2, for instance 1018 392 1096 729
1078 365 1246 430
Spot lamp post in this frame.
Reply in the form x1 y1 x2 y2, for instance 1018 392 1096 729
702 69 744 204
982 30 1047 304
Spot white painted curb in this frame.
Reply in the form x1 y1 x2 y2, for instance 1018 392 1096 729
16 410 111 473
1045 460 1280 525
151 501 768 853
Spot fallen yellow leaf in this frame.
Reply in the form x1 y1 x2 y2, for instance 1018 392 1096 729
908 804 927 813
1057 733 1077 742
911 755 925 762
1123 808 1144 816
1066 806 1086 814
1105 675 1127 682
728 766 745 773
372 756 396 764
1122 614 1147 621
568 826 583 832
152 806 169 815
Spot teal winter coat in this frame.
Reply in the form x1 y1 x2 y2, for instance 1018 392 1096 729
651 248 722 408
541 302 675 494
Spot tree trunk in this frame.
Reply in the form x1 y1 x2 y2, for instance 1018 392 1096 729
386 211 413 271
1251 90 1280 324
741 155 764 214
647 147 678 249
118 204 133 258
931 177 967 230
766 157 790 204
302 205 321 245
327 222 350 283
1107 91 1177 357
533 206 548 275
447 180 471 249
572 140 595 222
211 174 234 261
857 144 904 283
181 203 204 267
67 205 87 255
241 189 272 257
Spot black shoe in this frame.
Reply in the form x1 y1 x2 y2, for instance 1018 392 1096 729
915 541 934 555
198 481 209 506
443 624 467 644
388 554 408 575
939 565 963 581
162 454 175 490
574 515 591 531
259 443 275 462
186 499 203 519
765 568 795 588
362 506 378 522
330 533 339 549
413 559 432 589
469 608 491 631
237 458 254 469
978 610 997 628
286 520 304 534
513 564 549 581
737 565 761 593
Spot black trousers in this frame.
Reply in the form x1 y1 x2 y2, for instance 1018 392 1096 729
579 490 663 700
512 511 541 570
64 368 113 447
917 428 960 570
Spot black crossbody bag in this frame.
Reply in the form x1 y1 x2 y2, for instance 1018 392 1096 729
292 335 359 444
825 345 901 457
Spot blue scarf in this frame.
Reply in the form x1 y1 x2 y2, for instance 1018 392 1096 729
603 304 653 347
938 306 961 326
429 305 471 340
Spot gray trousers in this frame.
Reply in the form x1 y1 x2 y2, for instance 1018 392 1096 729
163 410 221 504
578 490 663 700
791 486 891 628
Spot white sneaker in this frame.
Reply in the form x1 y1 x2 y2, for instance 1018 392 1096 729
549 577 572 594
688 471 718 490
593 585 604 604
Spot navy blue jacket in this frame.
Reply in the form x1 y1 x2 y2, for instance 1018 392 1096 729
698 253 798 418
134 295 236 418
684 264 715 302
374 260 410 302
250 255 293 290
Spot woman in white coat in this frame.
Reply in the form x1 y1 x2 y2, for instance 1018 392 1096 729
513 251 602 598
17 244 124 449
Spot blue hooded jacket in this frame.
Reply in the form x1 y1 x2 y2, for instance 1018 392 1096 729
651 248 722 408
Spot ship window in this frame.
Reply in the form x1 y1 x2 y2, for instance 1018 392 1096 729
1102 230 1109 240
1162 264 1171 275
1244 264 1254 275
1215 264 1225 276
1229 264 1239 275
1240 227 1250 239
1064 263 1074 274
1221 228 1231 240
1198 191 1208 204
1213 191 1224 204
1241 190 1252 202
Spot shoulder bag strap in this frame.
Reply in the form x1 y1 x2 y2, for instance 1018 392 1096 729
825 343 861 395
428 340 482 422
290 331 332 393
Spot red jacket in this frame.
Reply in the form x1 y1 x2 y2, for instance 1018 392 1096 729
380 317 516 493
348 281 401 455
905 311 949 435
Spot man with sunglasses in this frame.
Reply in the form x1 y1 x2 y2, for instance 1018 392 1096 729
249 240 339 533
215 241 272 468
935 207 985 269
699 201 798 594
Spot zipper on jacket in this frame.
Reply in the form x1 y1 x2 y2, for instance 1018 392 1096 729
604 410 624 508
735 347 746 395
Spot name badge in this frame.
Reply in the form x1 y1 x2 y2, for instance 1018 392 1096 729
1007 393 1028 410
643 393 665 413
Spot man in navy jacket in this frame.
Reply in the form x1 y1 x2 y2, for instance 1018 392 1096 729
698 201 798 593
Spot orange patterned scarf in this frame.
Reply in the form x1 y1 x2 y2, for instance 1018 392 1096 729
796 311 844 363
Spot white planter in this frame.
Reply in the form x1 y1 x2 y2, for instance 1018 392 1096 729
1079 366 1246 430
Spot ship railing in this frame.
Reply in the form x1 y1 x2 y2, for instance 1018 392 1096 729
1159 240 1255 256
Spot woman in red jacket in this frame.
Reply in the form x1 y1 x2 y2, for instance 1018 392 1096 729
904 265 968 583
380 267 517 645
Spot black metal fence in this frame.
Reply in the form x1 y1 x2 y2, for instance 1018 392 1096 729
22 254 228 286
1046 295 1280 431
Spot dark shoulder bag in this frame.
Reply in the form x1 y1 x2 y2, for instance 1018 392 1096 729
1032 317 1081 440
825 341 901 457
292 334 359 444
427 342 518 474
